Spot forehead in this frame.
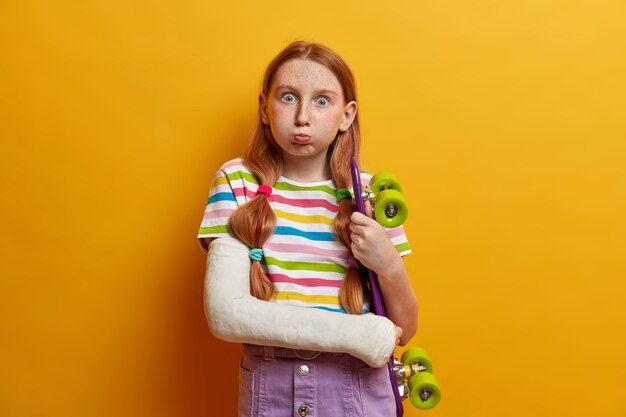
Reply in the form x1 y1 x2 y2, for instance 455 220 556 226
271 59 343 93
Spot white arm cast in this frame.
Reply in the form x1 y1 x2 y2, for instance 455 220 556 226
204 235 396 368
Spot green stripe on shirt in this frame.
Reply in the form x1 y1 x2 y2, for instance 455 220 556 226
226 171 260 185
265 256 347 273
395 242 411 253
199 225 229 235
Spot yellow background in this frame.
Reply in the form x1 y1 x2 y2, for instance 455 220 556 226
1 1 625 416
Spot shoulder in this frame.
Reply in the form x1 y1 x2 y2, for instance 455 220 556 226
217 157 253 176
212 157 260 204
214 157 259 185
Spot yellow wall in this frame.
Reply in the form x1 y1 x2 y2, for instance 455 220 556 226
1 1 625 416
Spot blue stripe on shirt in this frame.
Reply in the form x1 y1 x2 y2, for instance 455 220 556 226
312 306 348 314
311 306 371 314
274 226 335 241
208 192 236 204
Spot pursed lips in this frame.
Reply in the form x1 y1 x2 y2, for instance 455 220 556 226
294 134 311 144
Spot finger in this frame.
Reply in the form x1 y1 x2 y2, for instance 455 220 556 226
350 241 362 257
350 211 372 225
349 220 367 235
349 227 370 246
395 326 403 339
395 326 403 346
364 200 375 219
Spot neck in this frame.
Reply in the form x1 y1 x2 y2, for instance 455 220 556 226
282 152 330 183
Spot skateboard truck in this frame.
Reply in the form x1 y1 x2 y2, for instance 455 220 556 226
355 169 408 228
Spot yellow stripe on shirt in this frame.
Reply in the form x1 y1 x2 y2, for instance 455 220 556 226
212 174 230 186
271 291 340 305
274 209 334 225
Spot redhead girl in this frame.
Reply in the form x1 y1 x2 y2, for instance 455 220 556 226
199 41 418 417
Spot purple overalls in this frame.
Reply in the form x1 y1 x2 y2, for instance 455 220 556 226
239 344 395 417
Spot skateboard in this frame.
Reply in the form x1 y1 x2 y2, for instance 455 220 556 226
350 157 441 414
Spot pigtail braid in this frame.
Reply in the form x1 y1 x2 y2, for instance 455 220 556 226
228 124 282 301
330 127 365 315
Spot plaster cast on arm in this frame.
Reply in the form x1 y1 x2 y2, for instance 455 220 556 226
204 235 396 368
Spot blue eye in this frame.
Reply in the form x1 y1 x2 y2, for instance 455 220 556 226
282 93 296 102
316 97 329 106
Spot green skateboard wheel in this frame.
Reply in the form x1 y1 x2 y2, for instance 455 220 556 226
408 372 441 410
401 347 433 373
374 189 408 228
371 172 403 194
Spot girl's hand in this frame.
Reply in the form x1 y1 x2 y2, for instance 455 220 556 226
349 201 403 275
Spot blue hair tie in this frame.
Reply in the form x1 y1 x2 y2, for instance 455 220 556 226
249 248 264 262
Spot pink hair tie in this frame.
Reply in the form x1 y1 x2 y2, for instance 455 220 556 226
256 184 272 197
347 256 360 270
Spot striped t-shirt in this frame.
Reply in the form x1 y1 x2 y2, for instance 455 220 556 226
198 157 411 314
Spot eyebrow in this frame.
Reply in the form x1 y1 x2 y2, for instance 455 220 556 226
274 84 340 97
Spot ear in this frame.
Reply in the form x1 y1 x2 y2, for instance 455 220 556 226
338 101 358 132
259 94 270 125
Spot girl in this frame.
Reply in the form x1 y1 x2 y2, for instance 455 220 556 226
199 41 418 417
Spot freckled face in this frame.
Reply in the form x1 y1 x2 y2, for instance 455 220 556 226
260 59 356 167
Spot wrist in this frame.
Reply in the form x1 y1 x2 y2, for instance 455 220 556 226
375 253 405 280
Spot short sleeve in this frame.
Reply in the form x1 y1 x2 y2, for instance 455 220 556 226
197 169 238 251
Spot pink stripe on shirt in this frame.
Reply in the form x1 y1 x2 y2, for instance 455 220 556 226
230 185 339 212
264 242 349 258
270 273 342 288
386 227 405 238
203 208 235 220
221 160 244 170
272 194 339 212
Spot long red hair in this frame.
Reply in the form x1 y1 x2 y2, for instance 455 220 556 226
228 41 364 314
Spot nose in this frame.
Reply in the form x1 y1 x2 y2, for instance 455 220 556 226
295 102 310 126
